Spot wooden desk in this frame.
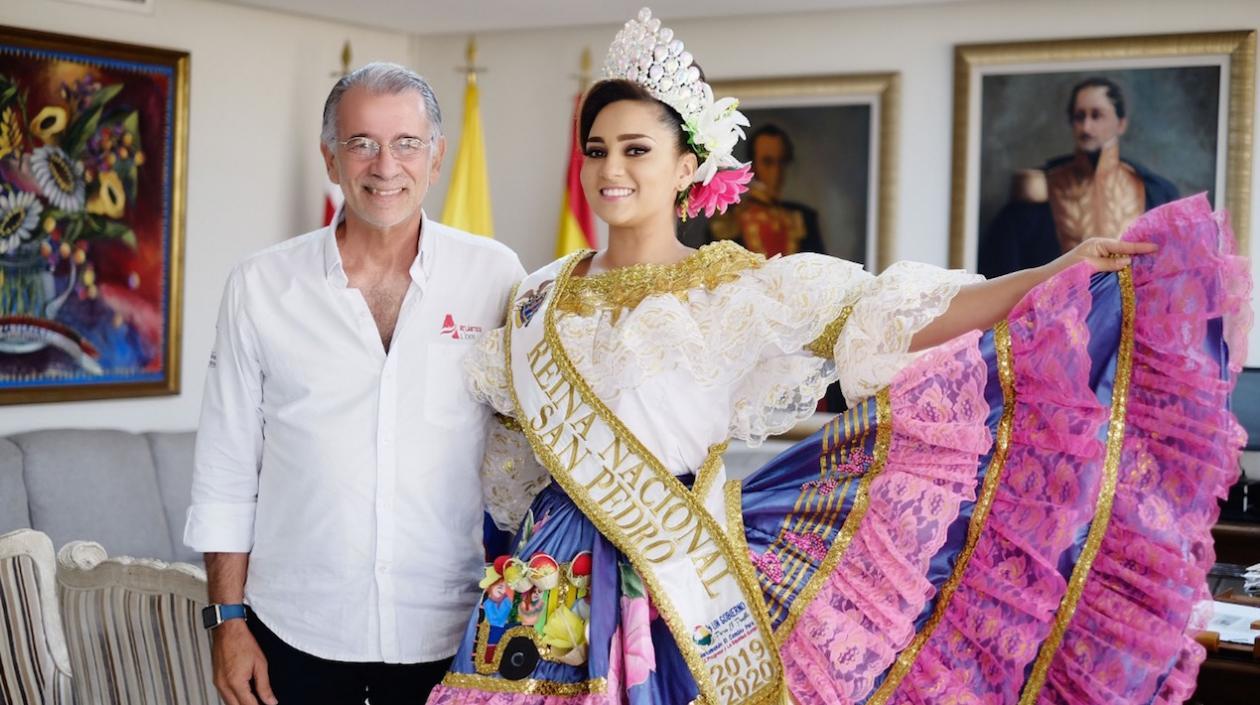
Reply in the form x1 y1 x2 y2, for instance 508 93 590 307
1211 521 1260 566
1192 522 1260 704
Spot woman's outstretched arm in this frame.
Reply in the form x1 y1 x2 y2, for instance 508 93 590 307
909 238 1158 352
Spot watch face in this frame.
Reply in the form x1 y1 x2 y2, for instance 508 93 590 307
201 605 218 629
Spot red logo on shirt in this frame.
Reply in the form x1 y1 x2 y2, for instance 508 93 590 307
440 314 482 340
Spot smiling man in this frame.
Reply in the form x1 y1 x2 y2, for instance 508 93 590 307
185 62 524 705
979 77 1179 278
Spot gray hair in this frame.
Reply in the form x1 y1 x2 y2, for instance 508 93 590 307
321 61 443 146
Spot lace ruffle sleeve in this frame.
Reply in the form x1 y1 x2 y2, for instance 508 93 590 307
728 255 980 443
828 261 982 404
463 326 515 417
480 415 550 531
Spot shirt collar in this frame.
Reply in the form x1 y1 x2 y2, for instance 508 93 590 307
322 203 436 289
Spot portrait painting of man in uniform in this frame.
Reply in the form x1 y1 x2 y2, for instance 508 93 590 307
685 73 899 273
950 31 1255 274
978 70 1202 278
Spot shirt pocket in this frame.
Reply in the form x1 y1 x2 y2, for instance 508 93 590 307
424 341 481 429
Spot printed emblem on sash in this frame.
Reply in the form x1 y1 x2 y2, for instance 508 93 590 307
514 280 553 328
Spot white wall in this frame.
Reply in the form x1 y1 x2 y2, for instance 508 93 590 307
0 0 413 434
3 0 1258 434
415 0 1260 364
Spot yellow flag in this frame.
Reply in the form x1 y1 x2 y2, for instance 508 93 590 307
442 75 494 237
556 191 592 257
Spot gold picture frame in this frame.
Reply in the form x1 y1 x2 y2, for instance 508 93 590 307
702 73 899 272
949 31 1254 272
0 26 189 405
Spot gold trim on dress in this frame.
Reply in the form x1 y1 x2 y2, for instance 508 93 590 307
553 240 765 318
867 320 1016 704
692 442 730 501
804 305 854 358
441 671 608 696
494 413 523 433
473 623 546 675
1017 267 1135 704
773 389 893 644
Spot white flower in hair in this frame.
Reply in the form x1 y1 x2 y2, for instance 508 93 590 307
689 97 750 185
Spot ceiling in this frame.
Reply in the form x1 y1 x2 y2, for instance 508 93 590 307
208 0 974 36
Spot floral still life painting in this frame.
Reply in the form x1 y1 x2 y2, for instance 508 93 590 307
0 26 187 404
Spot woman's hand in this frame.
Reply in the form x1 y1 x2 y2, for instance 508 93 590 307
1063 237 1159 273
909 235 1159 352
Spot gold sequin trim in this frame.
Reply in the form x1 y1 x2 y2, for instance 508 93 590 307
553 240 765 317
867 321 1016 704
494 413 523 433
441 671 608 696
692 442 730 500
774 389 893 644
505 253 784 705
804 305 854 358
1017 267 1134 704
473 623 546 675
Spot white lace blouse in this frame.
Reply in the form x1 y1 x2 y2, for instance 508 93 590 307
466 242 981 529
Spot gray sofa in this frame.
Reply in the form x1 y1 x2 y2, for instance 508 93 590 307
0 426 799 568
0 429 200 564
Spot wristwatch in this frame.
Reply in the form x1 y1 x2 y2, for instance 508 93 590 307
201 603 247 630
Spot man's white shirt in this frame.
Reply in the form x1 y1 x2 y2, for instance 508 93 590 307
185 211 524 662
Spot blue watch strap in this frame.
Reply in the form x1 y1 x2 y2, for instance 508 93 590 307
202 603 247 629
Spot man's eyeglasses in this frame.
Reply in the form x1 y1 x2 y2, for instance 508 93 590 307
336 136 432 161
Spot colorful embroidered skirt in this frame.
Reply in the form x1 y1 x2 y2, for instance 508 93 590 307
428 195 1251 705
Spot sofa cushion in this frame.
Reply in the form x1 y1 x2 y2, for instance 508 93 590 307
0 531 74 705
0 438 30 533
14 430 175 561
147 431 201 564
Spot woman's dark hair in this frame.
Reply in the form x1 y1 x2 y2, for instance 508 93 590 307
576 74 710 236
578 79 691 156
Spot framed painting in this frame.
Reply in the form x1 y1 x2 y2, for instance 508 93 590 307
686 72 899 272
949 31 1254 277
0 25 188 404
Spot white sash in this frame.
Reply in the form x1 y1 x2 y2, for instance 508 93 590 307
505 255 784 704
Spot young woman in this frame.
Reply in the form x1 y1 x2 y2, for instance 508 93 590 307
429 9 1250 705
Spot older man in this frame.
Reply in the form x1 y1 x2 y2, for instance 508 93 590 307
185 62 524 705
979 76 1179 278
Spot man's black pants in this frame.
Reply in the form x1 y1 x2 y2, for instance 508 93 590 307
247 608 453 704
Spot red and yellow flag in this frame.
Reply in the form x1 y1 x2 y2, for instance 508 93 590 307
555 94 596 257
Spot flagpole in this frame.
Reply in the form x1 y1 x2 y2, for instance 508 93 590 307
457 36 487 84
574 47 591 93
442 36 495 237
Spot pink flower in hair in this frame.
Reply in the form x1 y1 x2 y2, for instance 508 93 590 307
684 163 753 219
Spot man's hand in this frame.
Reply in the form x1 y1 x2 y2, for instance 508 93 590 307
211 620 278 705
